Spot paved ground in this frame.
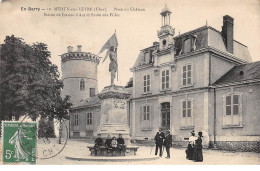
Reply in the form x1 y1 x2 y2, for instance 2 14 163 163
1 139 259 165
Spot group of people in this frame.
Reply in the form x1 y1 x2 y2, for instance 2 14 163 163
93 129 203 161
154 128 172 159
94 134 126 155
186 130 203 162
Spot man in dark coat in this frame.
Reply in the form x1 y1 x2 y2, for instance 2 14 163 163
94 134 103 155
163 130 172 159
154 127 165 157
105 135 112 148
117 134 126 153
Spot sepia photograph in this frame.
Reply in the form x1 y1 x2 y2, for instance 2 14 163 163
0 0 259 167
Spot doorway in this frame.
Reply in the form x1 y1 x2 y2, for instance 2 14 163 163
161 102 170 130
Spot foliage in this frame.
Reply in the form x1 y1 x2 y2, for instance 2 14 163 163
0 35 63 121
38 116 56 138
125 77 133 88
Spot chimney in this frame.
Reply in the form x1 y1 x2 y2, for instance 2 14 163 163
222 15 234 54
153 42 159 46
67 46 73 53
77 45 82 52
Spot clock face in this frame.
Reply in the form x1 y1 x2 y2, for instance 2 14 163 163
162 39 167 46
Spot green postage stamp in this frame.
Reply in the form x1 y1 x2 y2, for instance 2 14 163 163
2 121 37 164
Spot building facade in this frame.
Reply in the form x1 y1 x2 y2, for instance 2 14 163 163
62 6 260 152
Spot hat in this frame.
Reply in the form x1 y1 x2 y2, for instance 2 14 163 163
198 131 203 137
191 130 195 136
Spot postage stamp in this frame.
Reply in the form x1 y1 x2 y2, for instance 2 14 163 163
2 121 37 164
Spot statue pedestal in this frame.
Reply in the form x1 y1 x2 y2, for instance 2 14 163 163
96 85 131 144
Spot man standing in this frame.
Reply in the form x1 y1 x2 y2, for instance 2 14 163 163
164 130 172 159
154 127 165 157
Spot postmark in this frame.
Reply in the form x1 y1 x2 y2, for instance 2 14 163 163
20 115 69 160
2 121 37 164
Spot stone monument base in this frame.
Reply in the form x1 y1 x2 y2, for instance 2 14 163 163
97 85 131 144
96 124 130 144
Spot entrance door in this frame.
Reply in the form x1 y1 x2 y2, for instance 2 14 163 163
161 102 170 130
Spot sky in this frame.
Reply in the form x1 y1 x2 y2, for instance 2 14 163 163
0 0 259 92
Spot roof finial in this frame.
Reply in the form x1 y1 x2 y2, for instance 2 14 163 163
206 20 208 26
179 30 180 35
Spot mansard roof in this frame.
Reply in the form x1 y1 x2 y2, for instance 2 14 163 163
174 26 252 62
132 25 252 69
213 61 260 85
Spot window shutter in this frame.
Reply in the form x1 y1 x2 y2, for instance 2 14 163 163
140 106 143 128
149 104 153 129
233 94 242 126
190 100 194 126
223 96 226 126
239 94 243 126
180 100 185 127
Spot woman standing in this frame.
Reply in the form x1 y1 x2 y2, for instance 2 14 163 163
186 130 196 160
193 131 203 162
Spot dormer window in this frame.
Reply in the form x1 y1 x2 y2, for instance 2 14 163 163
176 35 197 55
183 38 192 53
144 52 150 63
141 51 154 65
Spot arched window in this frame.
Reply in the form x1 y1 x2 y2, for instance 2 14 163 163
80 79 85 91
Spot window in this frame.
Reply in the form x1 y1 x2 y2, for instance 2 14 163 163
74 114 79 126
144 52 150 64
86 113 92 125
90 88 95 97
182 64 192 86
162 70 170 90
223 94 242 126
80 79 85 91
143 74 151 93
143 105 150 121
183 38 192 53
180 99 193 127
140 104 152 129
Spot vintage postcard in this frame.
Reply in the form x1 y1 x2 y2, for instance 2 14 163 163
0 0 259 165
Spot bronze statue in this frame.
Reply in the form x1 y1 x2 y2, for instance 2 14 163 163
109 46 117 86
98 32 118 86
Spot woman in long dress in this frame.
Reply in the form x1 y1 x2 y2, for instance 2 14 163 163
9 128 31 161
193 131 203 162
186 130 196 160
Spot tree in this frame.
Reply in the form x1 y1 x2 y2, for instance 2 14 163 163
38 116 56 138
47 95 72 144
0 35 63 122
125 77 133 88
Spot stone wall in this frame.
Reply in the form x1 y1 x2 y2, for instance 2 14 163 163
212 141 260 153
